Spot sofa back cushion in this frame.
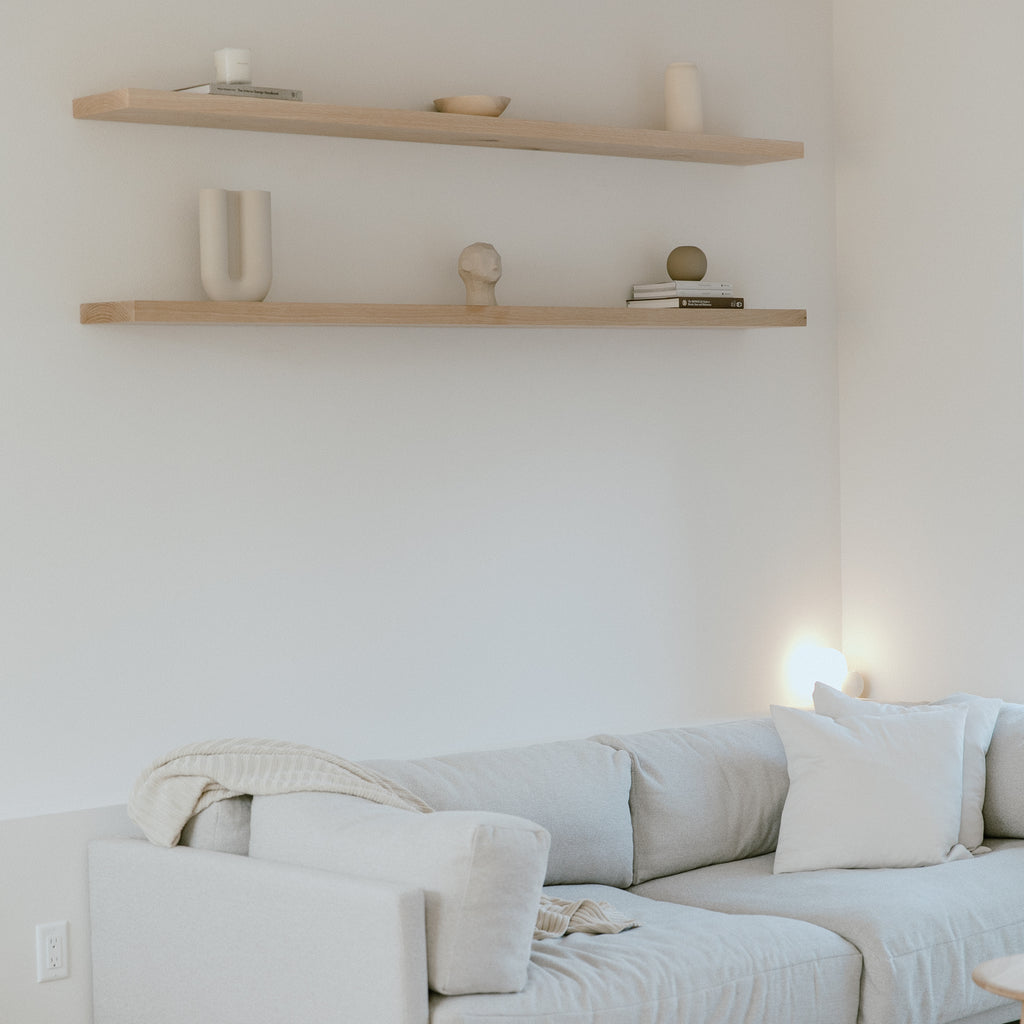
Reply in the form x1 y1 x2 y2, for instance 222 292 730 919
178 794 251 855
593 718 789 884
364 739 633 887
249 792 549 996
984 701 1024 837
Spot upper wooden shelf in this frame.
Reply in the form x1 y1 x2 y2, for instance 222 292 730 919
80 301 807 328
72 89 804 165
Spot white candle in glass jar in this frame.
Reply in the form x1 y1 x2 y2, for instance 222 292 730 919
214 48 252 84
664 62 703 133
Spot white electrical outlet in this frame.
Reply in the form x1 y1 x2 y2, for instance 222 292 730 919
36 921 69 982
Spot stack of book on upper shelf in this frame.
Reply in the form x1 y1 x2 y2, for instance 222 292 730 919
175 83 303 101
627 280 743 308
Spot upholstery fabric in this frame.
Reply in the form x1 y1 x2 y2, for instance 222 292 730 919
365 739 632 887
984 702 1024 837
813 684 1002 849
770 703 968 872
178 794 251 855
430 884 861 1024
592 718 788 883
249 791 549 996
631 840 1024 1024
89 837 429 1024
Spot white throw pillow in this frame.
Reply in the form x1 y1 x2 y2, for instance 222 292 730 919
813 684 1002 850
770 703 968 874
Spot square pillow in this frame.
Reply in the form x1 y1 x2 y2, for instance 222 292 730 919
770 703 967 874
813 684 1001 850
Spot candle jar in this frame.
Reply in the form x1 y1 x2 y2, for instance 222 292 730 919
214 48 252 85
664 62 704 133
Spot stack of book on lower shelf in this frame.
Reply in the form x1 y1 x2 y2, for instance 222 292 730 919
627 280 743 308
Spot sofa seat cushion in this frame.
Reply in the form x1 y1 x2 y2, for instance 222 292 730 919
365 739 633 887
429 884 861 1024
631 840 1024 1024
249 792 549 996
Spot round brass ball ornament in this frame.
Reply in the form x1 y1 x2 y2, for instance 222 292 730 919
666 245 708 281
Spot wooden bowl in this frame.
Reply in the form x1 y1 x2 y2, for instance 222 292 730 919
433 95 511 117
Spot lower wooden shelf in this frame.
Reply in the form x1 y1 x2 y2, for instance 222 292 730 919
80 301 807 329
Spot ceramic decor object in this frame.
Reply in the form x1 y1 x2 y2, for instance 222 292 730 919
458 242 502 305
666 245 708 281
664 63 703 133
434 95 511 117
199 188 272 302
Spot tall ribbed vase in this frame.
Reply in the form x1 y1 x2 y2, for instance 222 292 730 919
199 188 272 301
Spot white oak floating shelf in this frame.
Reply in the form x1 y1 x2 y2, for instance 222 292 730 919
72 89 804 165
80 302 807 328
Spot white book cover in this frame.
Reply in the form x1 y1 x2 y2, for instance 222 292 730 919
633 288 734 299
633 280 732 292
175 83 303 100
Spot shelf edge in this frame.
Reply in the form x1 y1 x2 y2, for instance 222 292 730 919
80 301 807 328
73 90 804 165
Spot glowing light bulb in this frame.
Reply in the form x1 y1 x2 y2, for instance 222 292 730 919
785 643 849 705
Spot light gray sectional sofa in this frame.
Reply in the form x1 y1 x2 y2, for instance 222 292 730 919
89 700 1024 1024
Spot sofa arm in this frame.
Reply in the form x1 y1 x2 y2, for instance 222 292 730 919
88 838 428 1024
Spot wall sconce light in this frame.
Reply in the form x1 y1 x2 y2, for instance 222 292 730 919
786 643 866 703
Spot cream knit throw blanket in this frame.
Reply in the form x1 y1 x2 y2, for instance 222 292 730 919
129 737 433 847
533 896 639 940
129 737 638 941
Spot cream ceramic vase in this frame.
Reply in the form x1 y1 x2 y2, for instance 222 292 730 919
664 62 704 133
199 188 272 301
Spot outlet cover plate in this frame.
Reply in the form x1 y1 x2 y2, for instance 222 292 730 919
36 921 69 982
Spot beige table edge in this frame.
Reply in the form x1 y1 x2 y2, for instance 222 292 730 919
973 955 1024 1023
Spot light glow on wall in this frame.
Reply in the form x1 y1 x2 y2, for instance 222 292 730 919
784 641 848 706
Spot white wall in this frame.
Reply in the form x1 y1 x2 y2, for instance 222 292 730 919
1 0 838 1019
0 807 139 1024
834 0 1024 703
